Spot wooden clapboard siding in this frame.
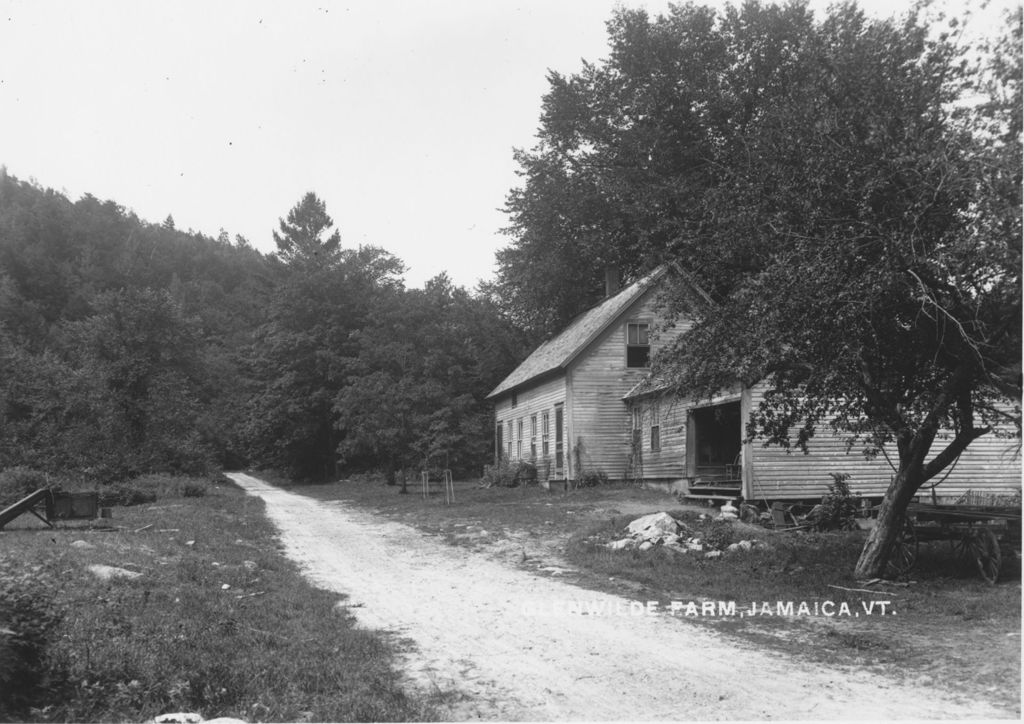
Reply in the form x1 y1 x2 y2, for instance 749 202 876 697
745 384 1021 501
567 288 686 479
634 395 688 479
493 373 566 476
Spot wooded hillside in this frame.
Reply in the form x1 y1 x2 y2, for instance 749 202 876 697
0 171 526 481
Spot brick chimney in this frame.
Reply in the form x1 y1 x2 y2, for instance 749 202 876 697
604 266 620 297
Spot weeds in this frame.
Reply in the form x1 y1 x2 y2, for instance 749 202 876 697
0 467 54 505
0 478 436 722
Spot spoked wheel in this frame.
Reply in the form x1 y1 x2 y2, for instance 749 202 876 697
965 528 1002 585
886 517 918 578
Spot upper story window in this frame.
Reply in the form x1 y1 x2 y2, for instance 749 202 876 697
626 322 650 368
511 390 518 408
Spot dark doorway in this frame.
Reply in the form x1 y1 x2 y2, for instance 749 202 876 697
691 401 742 479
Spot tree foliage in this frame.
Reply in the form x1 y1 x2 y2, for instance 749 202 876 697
500 1 1022 576
272 192 343 269
0 179 528 483
0 171 275 478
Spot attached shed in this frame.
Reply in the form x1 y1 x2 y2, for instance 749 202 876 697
625 382 1021 504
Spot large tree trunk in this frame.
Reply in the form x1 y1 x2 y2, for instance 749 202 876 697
855 462 925 578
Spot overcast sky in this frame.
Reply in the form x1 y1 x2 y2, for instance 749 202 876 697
0 0 1016 288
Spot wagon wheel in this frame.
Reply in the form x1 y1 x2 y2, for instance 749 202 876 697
886 517 918 577
965 528 1002 585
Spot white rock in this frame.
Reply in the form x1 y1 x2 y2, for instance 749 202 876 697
87 565 141 581
606 537 637 550
705 550 722 559
70 540 95 549
626 512 680 540
638 541 654 551
726 540 755 553
154 713 203 724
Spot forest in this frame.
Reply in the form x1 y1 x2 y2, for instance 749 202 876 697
0 175 528 481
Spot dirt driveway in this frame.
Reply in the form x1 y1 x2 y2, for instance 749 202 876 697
227 473 1009 721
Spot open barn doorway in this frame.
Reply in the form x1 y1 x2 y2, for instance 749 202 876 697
686 400 742 500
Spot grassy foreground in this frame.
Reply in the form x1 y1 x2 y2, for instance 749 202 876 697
0 475 436 723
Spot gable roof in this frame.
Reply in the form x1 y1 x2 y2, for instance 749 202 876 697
487 266 666 399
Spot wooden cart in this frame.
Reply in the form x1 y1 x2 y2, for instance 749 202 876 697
888 501 1022 583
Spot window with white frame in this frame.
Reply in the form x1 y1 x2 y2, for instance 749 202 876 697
626 322 651 368
530 414 537 460
517 418 523 459
541 410 550 456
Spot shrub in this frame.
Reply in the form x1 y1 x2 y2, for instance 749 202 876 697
0 557 64 718
97 482 158 507
808 473 861 531
182 482 207 498
480 459 537 488
701 518 738 551
0 467 51 506
575 469 608 488
96 474 219 506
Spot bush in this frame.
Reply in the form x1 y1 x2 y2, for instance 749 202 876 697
0 467 51 506
96 474 218 506
807 473 861 531
480 459 537 488
182 483 207 498
575 469 608 488
97 482 158 507
701 518 738 551
0 557 64 718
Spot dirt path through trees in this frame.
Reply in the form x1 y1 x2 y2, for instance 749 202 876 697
227 473 1009 721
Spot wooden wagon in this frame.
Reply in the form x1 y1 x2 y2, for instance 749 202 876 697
888 499 1022 583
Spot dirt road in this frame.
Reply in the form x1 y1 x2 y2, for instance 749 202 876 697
227 473 1009 721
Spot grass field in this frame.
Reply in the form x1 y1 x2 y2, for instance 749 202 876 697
0 474 437 723
292 475 1022 714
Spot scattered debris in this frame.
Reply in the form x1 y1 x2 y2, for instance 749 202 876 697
606 537 637 550
70 539 95 549
718 502 739 520
134 523 154 533
726 540 758 553
87 564 142 581
829 584 899 596
234 591 265 599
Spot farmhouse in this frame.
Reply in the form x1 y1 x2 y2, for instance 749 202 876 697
487 268 1021 504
